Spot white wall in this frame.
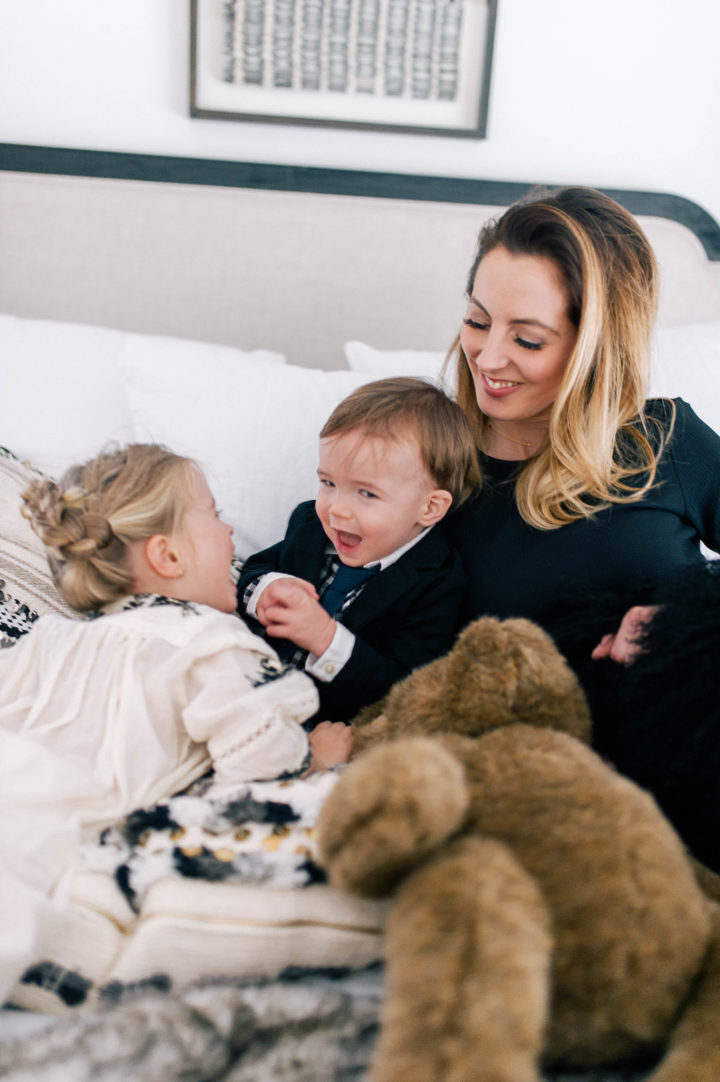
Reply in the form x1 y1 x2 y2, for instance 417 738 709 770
1 0 719 227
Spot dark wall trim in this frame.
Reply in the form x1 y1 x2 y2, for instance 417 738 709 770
2 142 719 260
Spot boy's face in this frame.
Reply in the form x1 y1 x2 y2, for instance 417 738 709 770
315 430 450 566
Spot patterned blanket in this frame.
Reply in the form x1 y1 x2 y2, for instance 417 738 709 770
0 967 383 1081
87 771 342 912
0 967 655 1082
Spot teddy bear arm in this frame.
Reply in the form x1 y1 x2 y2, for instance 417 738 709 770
316 737 471 897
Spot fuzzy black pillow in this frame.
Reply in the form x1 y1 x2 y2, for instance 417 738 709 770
588 563 720 872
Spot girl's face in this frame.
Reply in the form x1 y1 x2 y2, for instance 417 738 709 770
173 471 236 613
460 245 578 433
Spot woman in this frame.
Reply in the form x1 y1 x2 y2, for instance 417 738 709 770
446 187 720 864
447 186 720 640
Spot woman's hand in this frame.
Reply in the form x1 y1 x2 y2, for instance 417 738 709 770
591 605 659 665
307 721 353 773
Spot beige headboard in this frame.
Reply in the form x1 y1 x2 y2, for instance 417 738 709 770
1 145 719 370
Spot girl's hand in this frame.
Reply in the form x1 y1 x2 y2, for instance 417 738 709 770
591 605 659 665
308 721 353 773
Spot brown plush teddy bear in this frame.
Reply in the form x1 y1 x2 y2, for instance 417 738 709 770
316 617 720 1082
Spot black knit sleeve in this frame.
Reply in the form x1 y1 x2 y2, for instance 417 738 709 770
660 398 720 556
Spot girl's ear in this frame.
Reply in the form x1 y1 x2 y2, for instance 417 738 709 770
419 489 453 527
144 534 184 579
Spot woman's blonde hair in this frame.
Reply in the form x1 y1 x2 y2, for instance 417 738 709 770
320 376 481 507
22 444 197 611
452 186 673 529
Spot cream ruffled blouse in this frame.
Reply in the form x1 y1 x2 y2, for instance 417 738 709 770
0 595 319 1001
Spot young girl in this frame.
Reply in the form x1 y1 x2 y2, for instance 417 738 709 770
0 443 351 1003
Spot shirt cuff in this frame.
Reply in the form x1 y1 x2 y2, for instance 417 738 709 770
306 622 355 682
246 572 302 617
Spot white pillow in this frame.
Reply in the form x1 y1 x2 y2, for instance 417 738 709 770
0 314 288 480
1 314 135 479
651 321 720 434
344 340 454 391
122 348 373 559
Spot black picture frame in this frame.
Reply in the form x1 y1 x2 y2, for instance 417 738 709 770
190 0 498 138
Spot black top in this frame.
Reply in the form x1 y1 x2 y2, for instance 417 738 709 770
448 397 720 841
237 501 467 723
447 398 720 638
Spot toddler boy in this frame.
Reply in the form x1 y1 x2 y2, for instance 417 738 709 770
237 377 479 723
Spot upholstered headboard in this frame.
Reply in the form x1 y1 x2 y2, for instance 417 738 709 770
1 143 719 370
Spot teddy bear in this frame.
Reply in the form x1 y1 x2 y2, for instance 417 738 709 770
315 616 720 1082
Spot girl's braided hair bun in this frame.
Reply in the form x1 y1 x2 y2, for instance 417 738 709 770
22 475 114 557
21 444 196 612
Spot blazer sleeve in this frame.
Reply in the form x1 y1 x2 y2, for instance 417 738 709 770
316 552 466 721
236 501 319 614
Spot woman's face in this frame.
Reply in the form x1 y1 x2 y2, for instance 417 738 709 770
460 245 578 428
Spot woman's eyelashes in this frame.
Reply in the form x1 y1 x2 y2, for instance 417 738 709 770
463 317 544 352
515 336 543 351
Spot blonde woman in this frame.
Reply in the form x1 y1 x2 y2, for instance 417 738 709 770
447 187 720 657
0 443 350 1003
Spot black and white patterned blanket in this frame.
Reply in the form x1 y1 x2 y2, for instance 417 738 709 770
87 771 341 913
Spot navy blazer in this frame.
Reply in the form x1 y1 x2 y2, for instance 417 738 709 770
237 500 466 722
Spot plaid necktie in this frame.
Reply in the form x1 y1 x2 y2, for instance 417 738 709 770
320 562 379 616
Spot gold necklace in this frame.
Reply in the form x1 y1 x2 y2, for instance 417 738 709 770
487 422 536 450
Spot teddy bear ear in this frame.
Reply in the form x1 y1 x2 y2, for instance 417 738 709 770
501 618 592 743
443 617 591 743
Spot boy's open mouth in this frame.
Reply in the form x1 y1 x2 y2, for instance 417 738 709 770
336 530 362 552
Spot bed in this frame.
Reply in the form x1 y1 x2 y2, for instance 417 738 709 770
1 143 720 1081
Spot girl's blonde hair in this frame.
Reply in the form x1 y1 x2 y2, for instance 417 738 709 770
452 186 673 530
22 444 197 611
320 376 481 507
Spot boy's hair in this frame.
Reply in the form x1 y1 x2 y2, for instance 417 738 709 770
320 377 480 507
22 443 198 612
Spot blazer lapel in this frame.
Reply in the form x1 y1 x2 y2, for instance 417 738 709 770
340 525 450 629
342 558 422 628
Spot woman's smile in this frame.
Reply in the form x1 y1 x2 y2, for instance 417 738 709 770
481 372 523 395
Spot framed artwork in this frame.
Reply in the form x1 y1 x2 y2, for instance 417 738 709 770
190 0 498 138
